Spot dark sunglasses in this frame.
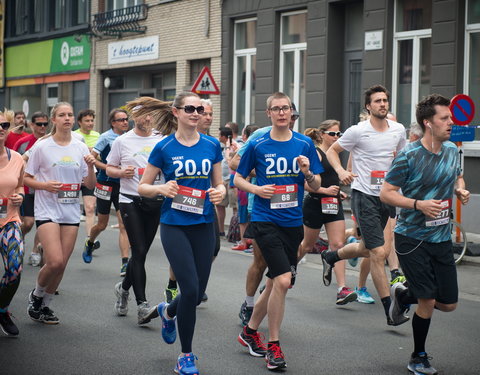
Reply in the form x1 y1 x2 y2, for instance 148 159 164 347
176 105 205 114
113 118 129 122
34 122 49 127
291 115 299 121
0 122 10 130
323 131 342 137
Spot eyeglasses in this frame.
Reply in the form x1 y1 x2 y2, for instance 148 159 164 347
176 105 205 114
34 122 49 127
269 106 291 113
0 122 11 130
113 118 129 122
323 131 342 137
291 115 299 121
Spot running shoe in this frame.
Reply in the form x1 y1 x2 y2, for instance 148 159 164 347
201 292 208 303
28 252 42 267
158 302 176 344
390 274 407 286
120 262 128 277
237 326 267 357
174 353 199 375
27 290 43 321
265 343 287 370
408 352 438 375
335 287 358 305
114 282 129 316
82 239 94 263
243 248 253 254
93 240 101 250
321 250 334 286
232 242 250 251
164 287 178 304
238 301 253 326
137 301 158 325
355 287 375 304
388 282 410 326
0 311 19 336
39 306 59 324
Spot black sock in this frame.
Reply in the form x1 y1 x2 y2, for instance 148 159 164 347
268 340 280 349
390 269 403 280
167 279 177 289
412 313 431 355
122 257 129 265
325 250 341 264
399 288 417 305
381 297 391 317
87 239 94 246
245 325 257 335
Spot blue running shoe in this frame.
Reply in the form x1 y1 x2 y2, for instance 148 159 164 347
355 287 375 304
82 239 94 263
174 353 199 375
407 352 437 375
158 302 176 344
346 237 359 267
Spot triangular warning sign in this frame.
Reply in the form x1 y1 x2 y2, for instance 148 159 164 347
191 66 220 95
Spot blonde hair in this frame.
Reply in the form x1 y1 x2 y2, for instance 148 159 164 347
266 92 291 109
0 108 15 125
304 128 321 145
48 102 73 136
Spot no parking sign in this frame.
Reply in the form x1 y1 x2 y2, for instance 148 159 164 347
449 94 476 142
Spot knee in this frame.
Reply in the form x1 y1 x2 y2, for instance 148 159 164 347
436 302 457 312
84 204 95 215
95 220 108 231
370 247 388 262
48 259 66 274
273 274 292 292
329 241 344 251
22 219 34 234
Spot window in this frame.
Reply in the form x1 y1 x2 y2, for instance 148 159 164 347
15 0 28 36
107 0 142 11
465 0 480 141
190 59 211 86
33 0 45 33
392 0 432 126
54 0 66 30
233 18 257 127
72 0 89 26
279 11 306 131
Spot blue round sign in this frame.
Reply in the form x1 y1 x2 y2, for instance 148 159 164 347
450 94 475 125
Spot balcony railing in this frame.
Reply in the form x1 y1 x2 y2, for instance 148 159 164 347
92 4 148 37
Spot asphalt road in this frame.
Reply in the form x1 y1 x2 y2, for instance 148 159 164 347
2 220 480 375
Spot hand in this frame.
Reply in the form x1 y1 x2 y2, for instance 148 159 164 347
84 154 96 167
9 193 24 206
160 180 179 198
324 185 340 196
296 155 310 174
455 188 470 205
122 166 136 179
207 187 224 205
340 191 348 200
338 170 357 185
255 184 276 199
44 180 63 193
417 199 444 219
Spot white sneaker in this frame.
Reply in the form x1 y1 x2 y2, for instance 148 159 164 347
30 253 42 267
137 302 158 325
114 282 129 316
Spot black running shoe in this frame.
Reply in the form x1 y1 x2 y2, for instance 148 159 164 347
0 311 19 336
237 326 267 357
238 301 253 326
27 290 43 321
39 307 59 325
201 292 208 303
321 251 334 286
266 343 287 370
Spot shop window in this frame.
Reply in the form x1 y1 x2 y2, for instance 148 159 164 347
392 0 431 126
9 85 42 117
46 84 59 116
465 0 480 141
190 59 211 87
233 18 256 127
279 11 306 131
152 70 176 101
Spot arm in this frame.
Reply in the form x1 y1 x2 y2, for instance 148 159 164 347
83 154 97 190
106 165 135 179
228 152 241 171
91 150 107 171
207 162 227 205
326 142 357 185
137 163 178 198
234 173 275 199
296 155 321 192
24 173 63 193
454 176 469 205
9 165 25 207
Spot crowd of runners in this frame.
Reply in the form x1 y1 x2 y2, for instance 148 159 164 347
0 86 470 375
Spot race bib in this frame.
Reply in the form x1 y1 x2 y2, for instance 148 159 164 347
171 185 206 215
270 184 298 209
94 183 113 201
370 171 386 190
425 199 451 227
0 198 8 218
138 168 161 185
58 184 80 204
321 197 339 214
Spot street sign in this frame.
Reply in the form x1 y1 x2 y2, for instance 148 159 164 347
191 66 220 95
450 125 476 142
450 94 475 125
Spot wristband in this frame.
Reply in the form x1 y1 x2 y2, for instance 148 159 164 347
18 193 25 199
413 199 417 210
305 172 315 183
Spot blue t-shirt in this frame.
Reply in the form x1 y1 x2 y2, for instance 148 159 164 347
148 133 223 226
93 129 121 183
385 140 461 243
237 126 271 157
237 130 324 227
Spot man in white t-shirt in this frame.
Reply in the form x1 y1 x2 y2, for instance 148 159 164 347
323 85 408 327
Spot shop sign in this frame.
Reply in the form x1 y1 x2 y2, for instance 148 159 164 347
108 36 159 65
365 30 383 51
5 35 91 78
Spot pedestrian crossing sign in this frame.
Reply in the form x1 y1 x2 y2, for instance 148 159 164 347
191 66 220 95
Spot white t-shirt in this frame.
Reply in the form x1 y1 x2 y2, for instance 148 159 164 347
338 119 406 196
25 136 89 223
107 129 166 203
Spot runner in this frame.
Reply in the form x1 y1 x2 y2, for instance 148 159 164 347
322 85 407 326
235 92 322 370
106 97 166 325
138 92 225 375
83 109 130 276
0 109 25 336
25 102 96 324
298 121 357 305
13 112 49 267
381 94 469 375
5 111 28 149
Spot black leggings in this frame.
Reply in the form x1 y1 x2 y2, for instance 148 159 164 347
162 222 215 354
120 200 161 304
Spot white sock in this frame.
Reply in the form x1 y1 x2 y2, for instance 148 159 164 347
245 296 254 307
42 292 54 307
34 283 46 298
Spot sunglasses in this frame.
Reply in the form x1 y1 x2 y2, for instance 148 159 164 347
0 122 10 130
35 122 49 127
176 105 205 114
113 118 129 122
291 115 299 121
323 131 342 137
